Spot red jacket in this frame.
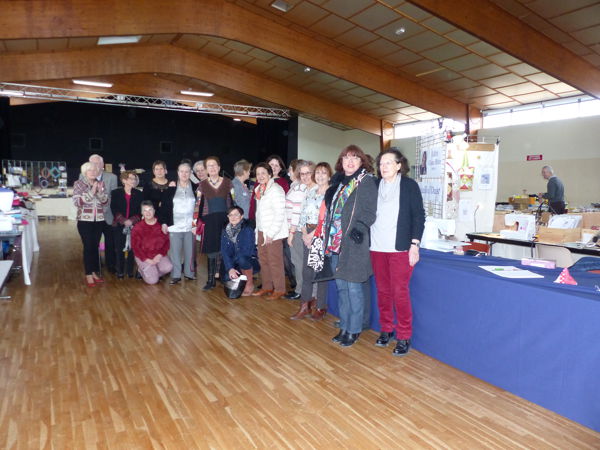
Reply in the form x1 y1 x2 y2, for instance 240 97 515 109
131 220 170 261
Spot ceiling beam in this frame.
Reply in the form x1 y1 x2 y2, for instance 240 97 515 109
0 0 468 122
407 0 600 98
0 45 383 134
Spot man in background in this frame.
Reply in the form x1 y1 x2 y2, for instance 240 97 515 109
540 165 565 215
89 154 119 272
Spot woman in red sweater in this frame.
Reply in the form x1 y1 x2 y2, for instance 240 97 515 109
131 200 173 284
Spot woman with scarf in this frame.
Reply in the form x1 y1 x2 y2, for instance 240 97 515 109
220 206 259 297
252 162 288 300
370 148 425 356
323 145 378 347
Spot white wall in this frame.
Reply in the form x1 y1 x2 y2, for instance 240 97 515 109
297 117 379 166
478 116 600 206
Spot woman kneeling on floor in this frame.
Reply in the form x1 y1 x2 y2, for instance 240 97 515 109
131 201 173 284
220 206 259 297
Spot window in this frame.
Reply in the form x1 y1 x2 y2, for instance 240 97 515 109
483 96 600 129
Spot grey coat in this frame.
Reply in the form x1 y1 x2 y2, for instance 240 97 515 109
323 171 378 283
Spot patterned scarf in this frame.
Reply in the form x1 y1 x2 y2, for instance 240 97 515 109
225 222 243 243
326 168 367 254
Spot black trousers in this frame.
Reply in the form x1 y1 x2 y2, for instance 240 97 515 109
102 220 116 271
113 225 135 276
282 238 296 290
549 201 566 215
77 220 104 275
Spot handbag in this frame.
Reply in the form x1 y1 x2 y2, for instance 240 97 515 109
307 201 327 272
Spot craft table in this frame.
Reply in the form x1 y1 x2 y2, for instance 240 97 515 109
466 232 600 260
327 249 600 432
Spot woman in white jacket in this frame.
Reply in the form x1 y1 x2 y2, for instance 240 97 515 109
252 162 289 300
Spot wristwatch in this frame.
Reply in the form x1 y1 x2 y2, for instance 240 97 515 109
411 240 420 248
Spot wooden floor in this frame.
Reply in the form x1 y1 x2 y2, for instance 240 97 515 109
1 221 599 449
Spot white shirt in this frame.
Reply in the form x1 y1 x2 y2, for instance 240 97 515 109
170 183 195 233
370 176 401 252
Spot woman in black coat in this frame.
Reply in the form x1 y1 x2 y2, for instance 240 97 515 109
370 148 425 356
111 171 144 278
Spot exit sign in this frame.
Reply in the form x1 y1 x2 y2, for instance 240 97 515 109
527 154 543 161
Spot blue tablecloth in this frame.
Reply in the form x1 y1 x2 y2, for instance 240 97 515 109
327 250 600 432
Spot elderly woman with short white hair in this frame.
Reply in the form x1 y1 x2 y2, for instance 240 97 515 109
72 161 109 287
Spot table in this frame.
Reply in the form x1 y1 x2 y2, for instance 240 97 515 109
466 232 600 260
32 196 77 220
327 250 600 432
0 260 14 300
0 208 39 285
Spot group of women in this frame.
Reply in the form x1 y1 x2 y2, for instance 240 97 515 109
74 145 425 356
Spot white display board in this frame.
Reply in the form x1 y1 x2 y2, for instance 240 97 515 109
417 134 499 241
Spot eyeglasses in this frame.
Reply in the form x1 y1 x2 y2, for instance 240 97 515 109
299 171 312 176
228 213 241 218
342 155 361 161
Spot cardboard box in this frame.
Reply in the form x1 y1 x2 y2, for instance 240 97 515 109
537 227 581 244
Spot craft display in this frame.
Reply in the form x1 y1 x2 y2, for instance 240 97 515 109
1 159 68 193
458 152 475 192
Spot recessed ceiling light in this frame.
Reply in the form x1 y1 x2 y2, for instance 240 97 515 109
180 90 214 97
97 35 142 45
73 79 113 88
304 67 311 73
395 27 406 35
271 0 291 13
233 118 242 122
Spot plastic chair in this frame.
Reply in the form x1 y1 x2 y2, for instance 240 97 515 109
535 243 573 268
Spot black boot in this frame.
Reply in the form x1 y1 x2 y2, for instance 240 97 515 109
202 257 216 291
375 331 394 347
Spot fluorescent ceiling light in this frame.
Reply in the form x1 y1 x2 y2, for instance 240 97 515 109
73 79 113 88
180 90 214 97
97 35 142 45
233 118 242 121
271 0 291 12
0 90 24 97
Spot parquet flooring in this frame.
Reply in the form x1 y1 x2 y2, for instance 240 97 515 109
0 221 599 449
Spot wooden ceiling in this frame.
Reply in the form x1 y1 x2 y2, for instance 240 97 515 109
0 0 598 135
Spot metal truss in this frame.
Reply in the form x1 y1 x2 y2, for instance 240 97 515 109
0 82 292 120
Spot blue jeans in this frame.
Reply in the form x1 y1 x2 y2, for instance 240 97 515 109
331 254 365 334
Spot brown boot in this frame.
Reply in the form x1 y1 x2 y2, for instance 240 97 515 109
290 301 312 320
241 269 254 296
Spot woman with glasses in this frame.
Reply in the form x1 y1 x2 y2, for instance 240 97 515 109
370 148 425 356
322 145 378 347
111 171 143 278
159 162 198 284
291 161 332 320
284 159 310 300
131 201 173 284
221 206 259 297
